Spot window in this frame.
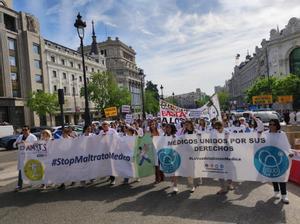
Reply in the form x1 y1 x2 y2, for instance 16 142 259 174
63 73 67 79
71 74 75 81
9 56 16 66
53 70 57 78
53 85 57 91
87 78 89 83
79 76 82 82
72 87 76 95
35 74 43 83
8 38 16 50
10 73 17 81
34 60 41 69
64 86 67 93
91 67 94 72
51 56 55 62
70 61 74 67
290 48 300 76
78 64 81 69
33 43 40 54
61 59 65 65
97 69 100 73
85 66 88 71
102 60 105 65
4 14 16 32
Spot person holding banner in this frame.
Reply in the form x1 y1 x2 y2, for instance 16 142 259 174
268 119 293 204
163 123 180 194
14 126 38 191
212 121 234 195
99 121 118 185
40 129 53 190
197 118 208 133
148 120 164 184
182 120 199 193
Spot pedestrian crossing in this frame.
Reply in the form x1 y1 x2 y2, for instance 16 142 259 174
0 161 18 187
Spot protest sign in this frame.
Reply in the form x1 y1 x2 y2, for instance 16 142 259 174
133 133 155 177
125 114 133 124
153 132 291 182
104 107 118 117
121 105 131 113
159 99 188 124
20 135 136 184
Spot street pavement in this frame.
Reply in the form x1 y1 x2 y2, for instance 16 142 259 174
1 150 300 224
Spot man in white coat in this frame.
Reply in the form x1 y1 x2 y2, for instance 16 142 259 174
14 126 37 191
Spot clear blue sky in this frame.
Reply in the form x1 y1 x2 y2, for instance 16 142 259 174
14 0 300 96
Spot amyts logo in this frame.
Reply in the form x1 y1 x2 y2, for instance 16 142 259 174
254 146 289 178
24 159 44 181
157 148 181 173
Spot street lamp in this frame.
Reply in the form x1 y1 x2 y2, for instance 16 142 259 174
74 13 91 126
172 92 175 104
160 85 164 99
139 69 146 120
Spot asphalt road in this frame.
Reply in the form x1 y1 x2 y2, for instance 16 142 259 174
1 150 300 224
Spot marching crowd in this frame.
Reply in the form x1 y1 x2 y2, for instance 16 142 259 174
14 113 293 204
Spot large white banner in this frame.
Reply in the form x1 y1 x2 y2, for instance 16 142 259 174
19 135 136 184
159 99 189 124
153 132 292 182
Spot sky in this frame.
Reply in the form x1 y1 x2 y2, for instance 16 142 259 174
14 0 300 96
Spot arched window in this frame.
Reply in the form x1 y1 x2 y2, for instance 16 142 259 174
289 47 300 76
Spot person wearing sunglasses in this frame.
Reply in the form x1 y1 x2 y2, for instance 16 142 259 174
267 119 293 204
14 125 38 191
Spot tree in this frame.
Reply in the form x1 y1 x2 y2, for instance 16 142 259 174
245 77 277 104
145 89 159 114
81 71 131 115
195 95 210 107
145 81 160 101
218 91 230 111
27 91 59 126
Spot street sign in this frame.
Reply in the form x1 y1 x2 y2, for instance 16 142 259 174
252 95 272 105
121 105 131 113
277 95 293 104
104 107 118 117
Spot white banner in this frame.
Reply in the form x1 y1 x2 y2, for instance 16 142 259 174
153 132 292 182
20 135 136 184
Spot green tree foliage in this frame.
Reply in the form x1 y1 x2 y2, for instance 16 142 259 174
218 91 230 111
195 95 210 107
145 89 159 114
145 81 160 101
246 74 300 108
27 91 59 126
81 71 131 113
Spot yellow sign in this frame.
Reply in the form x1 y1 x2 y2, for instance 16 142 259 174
252 95 273 105
104 107 118 117
277 95 293 104
24 159 44 181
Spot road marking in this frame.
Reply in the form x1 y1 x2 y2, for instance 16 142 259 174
0 161 17 187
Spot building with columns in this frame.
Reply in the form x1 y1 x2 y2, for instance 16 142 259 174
44 38 106 125
0 2 49 127
82 35 144 114
225 17 300 107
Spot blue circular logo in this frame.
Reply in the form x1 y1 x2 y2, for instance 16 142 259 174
157 148 181 173
254 146 289 178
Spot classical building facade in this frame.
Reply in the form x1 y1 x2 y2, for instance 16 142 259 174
0 1 107 127
44 39 106 125
82 36 144 114
226 17 300 107
169 88 207 109
0 2 49 127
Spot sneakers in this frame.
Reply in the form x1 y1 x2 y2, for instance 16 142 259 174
274 191 281 199
189 186 195 193
281 195 289 204
110 180 116 185
172 186 179 194
14 186 22 192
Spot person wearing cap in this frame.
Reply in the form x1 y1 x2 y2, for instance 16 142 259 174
239 117 249 129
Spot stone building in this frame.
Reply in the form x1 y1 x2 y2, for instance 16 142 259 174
226 17 300 107
44 38 106 125
0 2 49 127
82 35 144 114
170 88 207 109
